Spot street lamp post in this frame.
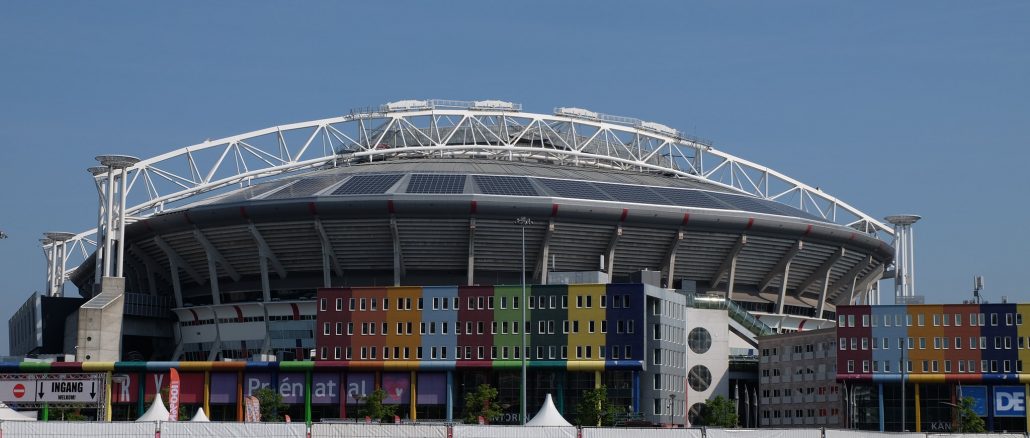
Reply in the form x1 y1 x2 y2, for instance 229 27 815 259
515 216 533 425
669 394 676 427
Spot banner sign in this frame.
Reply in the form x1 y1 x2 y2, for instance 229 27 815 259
994 386 1026 417
416 373 446 405
959 386 988 416
210 373 237 404
346 373 374 404
278 373 305 404
0 373 104 404
381 373 409 405
168 369 180 421
244 395 261 422
311 373 341 404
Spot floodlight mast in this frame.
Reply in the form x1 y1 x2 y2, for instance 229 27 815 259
885 215 920 304
96 155 140 280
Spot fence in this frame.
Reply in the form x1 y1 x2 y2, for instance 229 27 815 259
0 423 1027 438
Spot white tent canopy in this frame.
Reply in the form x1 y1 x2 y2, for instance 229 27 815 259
525 394 572 427
190 407 210 422
136 396 169 421
0 402 36 421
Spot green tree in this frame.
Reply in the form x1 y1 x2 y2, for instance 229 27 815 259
463 383 502 424
575 386 622 427
957 396 986 433
254 387 289 422
357 388 397 423
700 395 737 428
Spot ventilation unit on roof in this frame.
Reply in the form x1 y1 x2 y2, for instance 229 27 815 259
555 107 600 120
637 121 680 137
471 100 520 111
382 100 431 112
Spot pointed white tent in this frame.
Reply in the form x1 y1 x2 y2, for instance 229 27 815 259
525 393 572 426
136 396 170 421
0 402 36 421
190 407 210 422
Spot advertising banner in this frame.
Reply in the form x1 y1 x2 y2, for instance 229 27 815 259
994 385 1026 417
210 373 237 404
110 373 137 403
311 373 341 405
416 373 446 405
382 373 410 405
278 373 305 404
959 386 988 416
168 368 181 421
346 373 374 404
244 372 273 397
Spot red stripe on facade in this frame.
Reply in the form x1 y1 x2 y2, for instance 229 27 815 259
551 204 559 217
682 213 690 226
308 202 318 216
233 305 243 323
239 207 249 220
470 201 477 214
803 224 812 237
387 200 395 214
620 209 628 222
189 309 199 322
291 303 300 321
798 319 807 331
745 218 754 230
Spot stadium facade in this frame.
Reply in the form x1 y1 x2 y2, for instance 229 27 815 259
6 100 896 424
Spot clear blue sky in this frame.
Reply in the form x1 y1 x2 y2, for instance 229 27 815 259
1 2 1028 354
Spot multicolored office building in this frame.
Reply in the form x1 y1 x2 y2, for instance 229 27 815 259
836 303 1030 432
313 282 690 424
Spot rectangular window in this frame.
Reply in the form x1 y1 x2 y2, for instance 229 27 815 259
335 322 343 335
323 323 330 335
550 296 557 309
586 295 592 308
335 298 343 311
359 298 367 311
612 346 621 359
349 298 356 311
601 320 608 333
917 314 925 326
383 298 389 310
932 314 940 326
847 315 855 327
600 295 607 308
654 349 662 365
862 314 870 327
371 298 378 311
488 296 494 309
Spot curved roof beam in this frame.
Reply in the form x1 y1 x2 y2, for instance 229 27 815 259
46 104 892 282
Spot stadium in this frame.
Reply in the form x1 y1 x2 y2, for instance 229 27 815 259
8 99 895 423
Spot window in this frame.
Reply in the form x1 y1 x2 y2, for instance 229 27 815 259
847 315 855 327
862 314 869 327
654 349 662 365
383 298 389 310
955 313 962 326
847 360 854 373
349 298 355 311
335 322 343 335
991 313 999 326
917 314 925 326
323 323 330 335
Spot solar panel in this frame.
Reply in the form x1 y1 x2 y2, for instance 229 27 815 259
406 174 467 194
473 175 538 196
708 192 786 216
211 180 293 203
766 202 827 221
595 182 670 205
332 174 404 195
264 175 342 199
650 187 732 210
537 178 611 201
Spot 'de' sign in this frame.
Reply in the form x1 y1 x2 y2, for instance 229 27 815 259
994 386 1026 417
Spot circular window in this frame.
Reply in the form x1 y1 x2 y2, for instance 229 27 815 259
688 327 712 354
688 403 705 425
688 365 712 392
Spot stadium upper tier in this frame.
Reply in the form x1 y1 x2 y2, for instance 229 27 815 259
52 100 892 320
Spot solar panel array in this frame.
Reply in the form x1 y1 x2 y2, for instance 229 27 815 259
332 174 404 195
707 192 786 216
650 187 731 210
595 182 668 205
213 170 825 221
264 175 343 200
406 174 467 194
212 180 294 204
538 178 611 201
473 175 538 196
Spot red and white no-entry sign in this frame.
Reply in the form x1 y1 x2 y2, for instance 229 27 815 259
12 383 25 398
